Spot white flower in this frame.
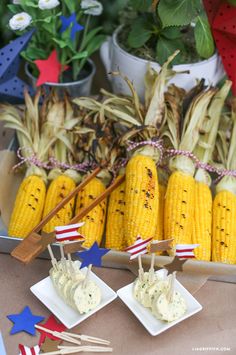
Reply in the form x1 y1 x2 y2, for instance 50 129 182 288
13 0 21 4
38 0 60 10
9 12 32 31
81 0 103 16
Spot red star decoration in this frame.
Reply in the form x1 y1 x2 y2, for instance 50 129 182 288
203 1 236 94
34 50 68 87
37 315 66 346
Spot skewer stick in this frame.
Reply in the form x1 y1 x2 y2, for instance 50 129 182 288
166 271 176 303
83 264 92 289
149 253 155 284
138 255 144 281
59 331 110 345
35 325 111 346
47 244 58 270
59 243 67 272
58 345 113 352
42 345 113 355
35 325 81 345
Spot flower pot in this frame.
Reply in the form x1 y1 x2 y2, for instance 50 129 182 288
100 26 225 99
25 59 96 98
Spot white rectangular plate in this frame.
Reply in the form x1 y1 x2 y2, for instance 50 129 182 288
117 269 202 336
30 269 117 329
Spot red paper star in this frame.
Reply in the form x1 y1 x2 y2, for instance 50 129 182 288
38 315 66 346
203 1 236 93
34 50 68 87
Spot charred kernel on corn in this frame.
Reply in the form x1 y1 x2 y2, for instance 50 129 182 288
76 178 107 248
42 175 76 233
8 175 46 238
124 155 159 247
192 181 212 261
212 190 236 264
155 184 166 242
164 171 195 247
105 176 125 251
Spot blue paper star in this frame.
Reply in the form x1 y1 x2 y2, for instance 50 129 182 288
77 242 110 268
60 13 84 41
7 306 44 335
0 29 35 103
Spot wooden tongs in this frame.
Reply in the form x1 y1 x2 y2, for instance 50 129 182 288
11 167 125 264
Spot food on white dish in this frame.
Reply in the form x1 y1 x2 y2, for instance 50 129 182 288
133 271 187 322
49 260 101 314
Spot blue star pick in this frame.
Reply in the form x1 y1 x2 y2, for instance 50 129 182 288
7 306 44 336
60 13 84 41
0 29 35 103
77 242 110 269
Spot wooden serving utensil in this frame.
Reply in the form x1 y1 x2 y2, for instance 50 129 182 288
11 167 101 263
11 171 125 264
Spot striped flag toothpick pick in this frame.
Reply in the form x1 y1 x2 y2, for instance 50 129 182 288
124 235 152 260
175 244 200 259
18 344 40 355
55 222 85 242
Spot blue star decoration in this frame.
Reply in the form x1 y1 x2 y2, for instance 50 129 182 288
77 242 110 268
0 29 35 104
60 12 84 41
7 306 44 336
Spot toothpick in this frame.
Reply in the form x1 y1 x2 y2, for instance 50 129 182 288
47 244 58 270
138 255 144 281
166 271 176 303
42 345 113 355
35 325 81 345
59 243 67 272
83 264 92 288
62 331 110 345
58 345 113 353
149 252 155 284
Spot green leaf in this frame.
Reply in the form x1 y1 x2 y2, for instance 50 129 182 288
158 0 202 27
129 0 152 11
64 0 76 13
194 16 215 58
161 27 182 39
24 47 47 60
53 38 75 51
71 51 88 60
85 34 106 56
228 0 236 5
128 18 152 48
156 36 184 65
7 4 21 14
24 1 38 8
80 27 103 51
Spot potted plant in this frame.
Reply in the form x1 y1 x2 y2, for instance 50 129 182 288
8 0 105 96
100 0 225 99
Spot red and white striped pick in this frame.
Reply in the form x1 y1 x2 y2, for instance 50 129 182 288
19 344 40 355
55 222 85 242
175 244 200 259
124 235 152 260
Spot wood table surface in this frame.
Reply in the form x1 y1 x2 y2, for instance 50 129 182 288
0 254 235 355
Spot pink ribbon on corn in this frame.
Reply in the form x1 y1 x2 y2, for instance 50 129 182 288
13 147 97 172
127 139 164 163
166 148 236 183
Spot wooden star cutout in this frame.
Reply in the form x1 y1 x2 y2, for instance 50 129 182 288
164 256 187 275
40 338 61 353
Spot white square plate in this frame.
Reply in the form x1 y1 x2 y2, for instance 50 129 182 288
30 268 117 329
117 269 202 336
